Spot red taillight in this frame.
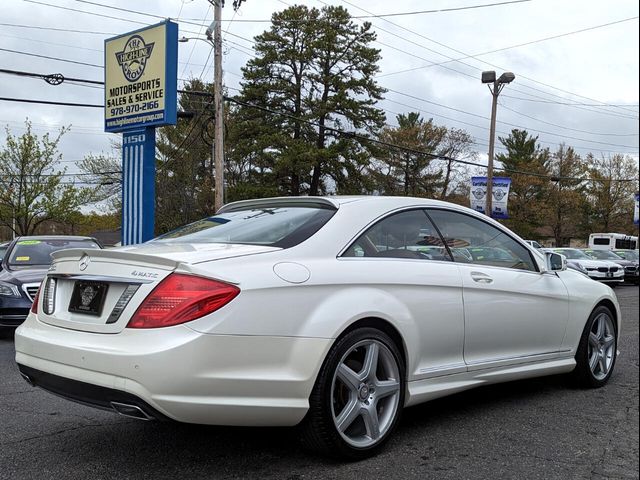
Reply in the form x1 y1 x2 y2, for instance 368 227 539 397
127 273 240 329
30 287 41 314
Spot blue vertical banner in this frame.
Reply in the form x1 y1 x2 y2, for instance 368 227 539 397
634 193 639 225
470 176 512 219
122 128 156 245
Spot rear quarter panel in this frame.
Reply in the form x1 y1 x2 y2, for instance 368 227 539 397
558 269 622 352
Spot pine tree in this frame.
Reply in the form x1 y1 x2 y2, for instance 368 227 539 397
495 129 550 239
234 5 385 196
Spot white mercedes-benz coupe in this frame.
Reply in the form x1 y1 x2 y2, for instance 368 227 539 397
15 196 621 458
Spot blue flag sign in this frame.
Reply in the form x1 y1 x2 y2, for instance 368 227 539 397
634 193 639 225
470 177 512 219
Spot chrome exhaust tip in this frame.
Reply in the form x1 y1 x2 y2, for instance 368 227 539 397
20 372 35 387
110 401 154 421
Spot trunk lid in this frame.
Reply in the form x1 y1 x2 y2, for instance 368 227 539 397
39 243 278 333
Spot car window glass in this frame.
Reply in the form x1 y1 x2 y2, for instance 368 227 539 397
427 209 537 272
553 248 589 260
342 209 452 261
8 239 101 268
153 206 335 248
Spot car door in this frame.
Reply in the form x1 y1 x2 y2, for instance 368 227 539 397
427 209 570 368
340 208 465 380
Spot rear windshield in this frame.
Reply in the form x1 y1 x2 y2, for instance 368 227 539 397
153 205 336 248
8 239 101 268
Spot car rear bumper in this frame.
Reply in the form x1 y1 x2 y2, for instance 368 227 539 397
15 314 332 426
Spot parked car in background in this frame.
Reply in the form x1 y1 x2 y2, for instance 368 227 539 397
583 248 639 284
612 249 640 262
0 242 9 270
15 197 621 458
0 236 101 331
545 248 624 286
524 240 542 249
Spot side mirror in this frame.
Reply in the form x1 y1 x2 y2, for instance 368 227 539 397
545 252 567 272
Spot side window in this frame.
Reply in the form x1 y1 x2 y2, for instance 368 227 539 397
427 209 537 272
342 209 452 261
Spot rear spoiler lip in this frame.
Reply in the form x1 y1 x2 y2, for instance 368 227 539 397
218 196 340 213
50 248 179 269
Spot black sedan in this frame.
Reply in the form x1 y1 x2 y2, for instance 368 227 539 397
0 236 101 330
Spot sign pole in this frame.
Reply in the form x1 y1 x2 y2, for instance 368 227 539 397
121 128 156 245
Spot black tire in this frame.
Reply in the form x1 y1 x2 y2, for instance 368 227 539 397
300 327 405 459
572 306 617 388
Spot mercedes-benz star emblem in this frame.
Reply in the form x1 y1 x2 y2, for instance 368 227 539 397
79 255 90 271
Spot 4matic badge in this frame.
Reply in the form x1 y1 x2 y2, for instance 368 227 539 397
115 35 155 82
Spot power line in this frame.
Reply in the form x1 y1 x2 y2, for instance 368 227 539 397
27 0 636 128
377 16 640 79
24 0 149 27
6 0 638 123
335 0 640 118
0 90 634 183
2 67 638 153
0 96 103 108
185 0 533 21
227 96 635 182
180 3 212 81
0 47 102 68
0 22 115 35
384 89 639 150
496 102 639 137
500 94 640 108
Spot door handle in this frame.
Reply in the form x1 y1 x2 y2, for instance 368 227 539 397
470 271 493 284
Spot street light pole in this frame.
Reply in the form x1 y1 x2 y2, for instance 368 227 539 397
486 83 499 217
481 71 515 218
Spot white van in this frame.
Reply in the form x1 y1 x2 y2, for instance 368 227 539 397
588 233 638 250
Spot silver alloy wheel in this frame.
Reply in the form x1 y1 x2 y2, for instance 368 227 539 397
330 339 401 448
587 312 616 381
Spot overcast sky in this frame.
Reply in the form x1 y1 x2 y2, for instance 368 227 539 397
1 0 638 182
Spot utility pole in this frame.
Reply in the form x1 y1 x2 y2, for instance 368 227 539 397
481 70 515 217
204 0 246 211
207 0 224 212
213 0 224 213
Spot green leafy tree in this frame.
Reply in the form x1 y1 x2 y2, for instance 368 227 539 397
584 153 639 233
495 129 550 239
0 121 93 236
234 5 385 196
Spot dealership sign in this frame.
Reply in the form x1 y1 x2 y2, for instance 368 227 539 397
470 176 512 219
104 20 178 245
634 193 639 225
104 20 178 133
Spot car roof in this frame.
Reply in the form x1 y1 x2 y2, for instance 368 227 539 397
220 195 468 213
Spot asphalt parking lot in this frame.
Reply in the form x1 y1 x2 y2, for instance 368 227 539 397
1 286 637 480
